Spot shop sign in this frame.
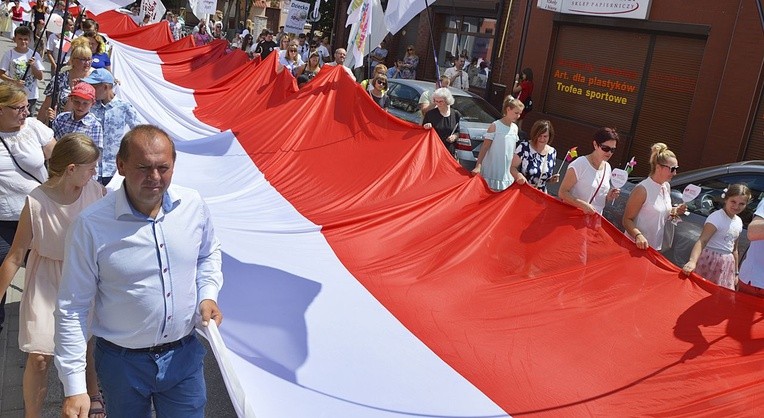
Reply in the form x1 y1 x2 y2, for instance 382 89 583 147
537 0 652 20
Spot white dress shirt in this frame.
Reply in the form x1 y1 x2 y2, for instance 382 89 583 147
55 184 223 396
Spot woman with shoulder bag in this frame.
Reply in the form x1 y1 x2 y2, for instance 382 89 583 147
0 83 56 333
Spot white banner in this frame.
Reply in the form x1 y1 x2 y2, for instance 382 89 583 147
189 0 217 19
345 0 387 69
285 0 310 34
384 0 430 35
537 0 652 20
78 0 134 16
140 0 166 23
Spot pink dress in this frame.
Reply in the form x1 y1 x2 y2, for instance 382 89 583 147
18 180 102 355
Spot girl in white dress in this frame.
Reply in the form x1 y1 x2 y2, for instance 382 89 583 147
682 184 751 290
472 96 524 191
0 133 105 417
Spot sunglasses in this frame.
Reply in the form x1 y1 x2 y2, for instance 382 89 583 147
598 144 616 153
376 80 387 86
660 163 679 173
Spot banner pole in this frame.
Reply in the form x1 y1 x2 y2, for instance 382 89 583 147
423 0 441 84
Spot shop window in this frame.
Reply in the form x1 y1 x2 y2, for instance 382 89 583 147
438 15 496 91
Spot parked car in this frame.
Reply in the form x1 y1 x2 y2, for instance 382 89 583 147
601 161 764 267
385 79 502 170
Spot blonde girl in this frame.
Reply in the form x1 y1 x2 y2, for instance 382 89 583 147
682 184 752 290
0 133 105 417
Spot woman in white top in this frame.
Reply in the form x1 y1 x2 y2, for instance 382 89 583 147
623 142 686 251
0 83 55 350
558 127 621 214
277 41 304 76
682 184 751 290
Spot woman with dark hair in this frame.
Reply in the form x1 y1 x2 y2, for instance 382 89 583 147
32 1 47 40
623 143 686 251
193 22 212 45
512 67 534 126
296 51 321 80
241 33 254 55
511 119 559 192
558 127 621 214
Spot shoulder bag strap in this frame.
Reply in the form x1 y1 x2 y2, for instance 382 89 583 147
0 134 44 184
588 163 606 204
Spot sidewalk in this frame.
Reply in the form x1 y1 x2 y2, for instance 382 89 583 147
0 31 237 417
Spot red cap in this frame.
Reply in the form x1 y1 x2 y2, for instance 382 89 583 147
69 82 95 101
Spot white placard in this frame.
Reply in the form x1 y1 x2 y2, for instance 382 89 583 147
610 168 628 189
537 0 652 20
189 0 216 18
285 0 310 34
140 0 166 24
682 184 701 203
45 13 64 33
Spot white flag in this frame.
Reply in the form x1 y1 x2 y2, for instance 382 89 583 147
140 0 166 24
345 0 387 69
385 0 436 35
188 0 217 19
78 0 134 16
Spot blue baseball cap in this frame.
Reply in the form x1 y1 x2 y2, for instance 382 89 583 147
81 68 115 85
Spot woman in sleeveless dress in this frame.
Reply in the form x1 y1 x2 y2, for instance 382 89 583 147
558 127 621 214
623 142 686 251
0 133 106 417
471 96 524 191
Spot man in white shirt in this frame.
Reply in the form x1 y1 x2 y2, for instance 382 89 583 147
444 57 469 90
55 125 224 418
739 199 764 294
316 36 330 65
324 48 356 81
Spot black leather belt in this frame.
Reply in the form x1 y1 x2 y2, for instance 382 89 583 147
98 334 195 355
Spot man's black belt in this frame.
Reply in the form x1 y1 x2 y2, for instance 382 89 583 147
98 333 195 355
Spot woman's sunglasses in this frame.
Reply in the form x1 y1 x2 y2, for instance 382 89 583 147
376 80 387 87
598 144 616 153
660 163 679 173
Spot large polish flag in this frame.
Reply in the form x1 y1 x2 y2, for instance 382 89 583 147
95 12 764 418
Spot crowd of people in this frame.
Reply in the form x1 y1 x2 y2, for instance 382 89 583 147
470 106 764 296
0 3 762 418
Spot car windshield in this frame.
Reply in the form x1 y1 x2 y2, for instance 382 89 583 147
674 173 764 226
453 96 502 123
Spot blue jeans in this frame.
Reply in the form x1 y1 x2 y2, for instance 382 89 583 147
94 334 207 418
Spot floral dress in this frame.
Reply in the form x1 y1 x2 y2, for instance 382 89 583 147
515 140 557 192
400 55 419 79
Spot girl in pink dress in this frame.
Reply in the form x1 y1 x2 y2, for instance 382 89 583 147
0 133 105 417
682 184 752 290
